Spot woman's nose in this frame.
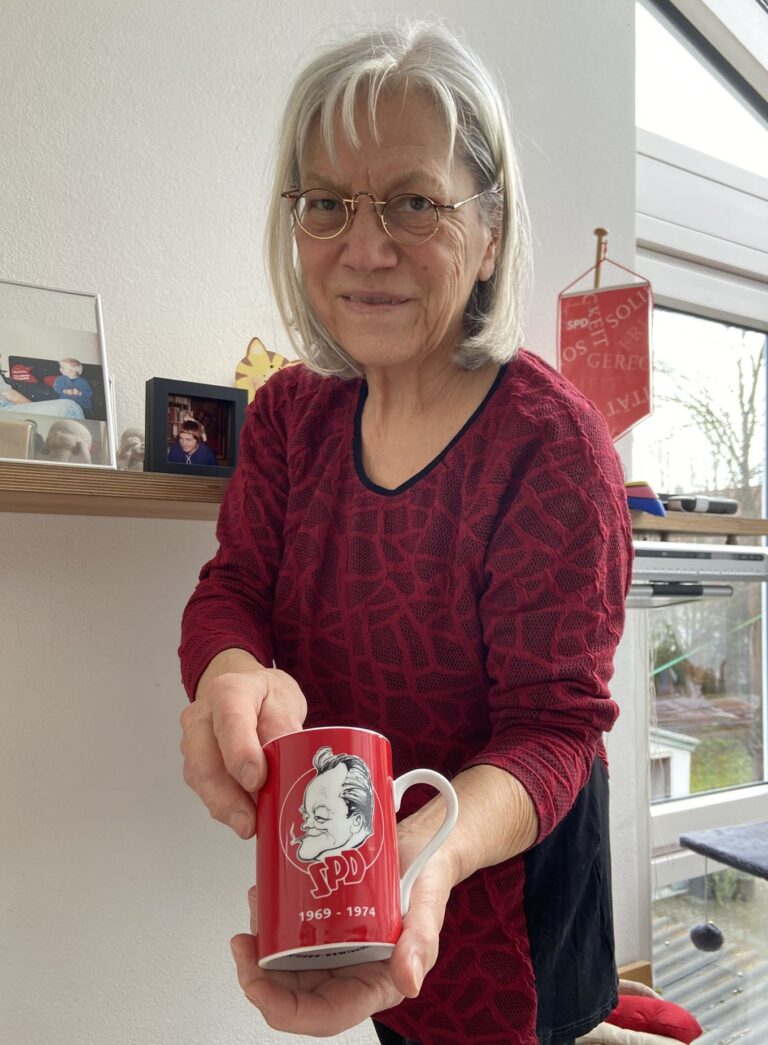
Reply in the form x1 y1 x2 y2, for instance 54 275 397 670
341 197 398 270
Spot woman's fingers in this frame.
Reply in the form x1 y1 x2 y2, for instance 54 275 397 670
206 669 307 793
180 663 308 838
180 667 297 834
230 933 404 1036
387 858 451 998
207 673 269 792
180 673 266 836
180 706 257 836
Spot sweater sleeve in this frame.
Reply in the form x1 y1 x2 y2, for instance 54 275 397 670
178 375 291 700
463 398 633 842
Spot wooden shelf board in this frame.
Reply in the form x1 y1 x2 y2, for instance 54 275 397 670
2 463 768 534
630 509 768 540
0 462 226 520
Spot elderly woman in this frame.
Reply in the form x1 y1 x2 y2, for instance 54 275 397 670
179 21 632 1045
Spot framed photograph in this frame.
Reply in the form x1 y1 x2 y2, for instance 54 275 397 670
0 278 117 468
145 378 247 477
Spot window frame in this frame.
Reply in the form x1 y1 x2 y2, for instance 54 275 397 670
639 0 768 131
636 129 767 332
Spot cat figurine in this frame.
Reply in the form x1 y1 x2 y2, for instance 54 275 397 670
235 337 294 403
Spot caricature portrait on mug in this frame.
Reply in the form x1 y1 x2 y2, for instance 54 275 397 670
256 727 458 970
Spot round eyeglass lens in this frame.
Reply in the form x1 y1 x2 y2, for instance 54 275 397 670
382 194 439 244
294 189 348 238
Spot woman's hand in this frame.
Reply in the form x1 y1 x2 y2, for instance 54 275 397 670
180 650 307 838
1 388 31 404
230 832 455 1036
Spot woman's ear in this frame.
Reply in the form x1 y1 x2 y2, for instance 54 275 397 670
478 226 499 283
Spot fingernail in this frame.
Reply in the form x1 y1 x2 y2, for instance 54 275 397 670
229 811 252 838
240 761 260 791
230 939 243 964
412 958 424 993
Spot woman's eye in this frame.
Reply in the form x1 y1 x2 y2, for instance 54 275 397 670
308 196 341 211
402 195 430 212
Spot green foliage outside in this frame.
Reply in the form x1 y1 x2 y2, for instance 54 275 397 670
690 736 754 793
710 868 741 907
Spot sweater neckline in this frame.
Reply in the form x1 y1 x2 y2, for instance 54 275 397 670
352 364 507 496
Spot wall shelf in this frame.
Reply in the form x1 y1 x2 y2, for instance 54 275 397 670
0 462 226 521
2 464 768 535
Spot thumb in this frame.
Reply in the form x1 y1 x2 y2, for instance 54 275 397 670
388 867 449 998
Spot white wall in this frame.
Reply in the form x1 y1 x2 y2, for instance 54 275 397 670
0 2 641 1042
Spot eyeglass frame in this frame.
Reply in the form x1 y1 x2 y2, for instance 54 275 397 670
280 185 502 245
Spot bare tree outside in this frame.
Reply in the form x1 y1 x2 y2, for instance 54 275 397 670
655 326 764 514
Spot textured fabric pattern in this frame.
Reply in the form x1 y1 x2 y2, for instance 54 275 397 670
179 349 633 1044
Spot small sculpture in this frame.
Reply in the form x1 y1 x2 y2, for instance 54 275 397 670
117 427 145 471
41 419 93 464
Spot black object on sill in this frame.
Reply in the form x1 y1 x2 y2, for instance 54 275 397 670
659 494 739 514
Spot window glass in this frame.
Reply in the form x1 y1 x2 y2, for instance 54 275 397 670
647 588 764 799
633 310 766 503
636 3 768 177
653 870 768 1036
634 309 767 800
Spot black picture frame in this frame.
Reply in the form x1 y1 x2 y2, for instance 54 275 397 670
145 378 247 477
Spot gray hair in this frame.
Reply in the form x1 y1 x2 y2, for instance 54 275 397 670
266 20 532 379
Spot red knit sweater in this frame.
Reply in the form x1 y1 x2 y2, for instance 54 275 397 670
180 349 633 1044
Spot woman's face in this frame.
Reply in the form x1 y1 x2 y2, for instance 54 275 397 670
179 431 198 452
296 89 497 373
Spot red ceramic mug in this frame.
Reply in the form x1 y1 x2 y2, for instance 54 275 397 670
256 726 458 970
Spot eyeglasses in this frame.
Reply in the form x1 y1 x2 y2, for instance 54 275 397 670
281 186 500 246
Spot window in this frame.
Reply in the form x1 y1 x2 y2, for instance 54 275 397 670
633 311 765 506
636 2 768 177
633 310 767 801
634 4 768 1020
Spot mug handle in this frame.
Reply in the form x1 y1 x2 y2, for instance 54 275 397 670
392 769 459 914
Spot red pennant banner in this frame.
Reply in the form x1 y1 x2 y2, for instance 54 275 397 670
557 281 652 441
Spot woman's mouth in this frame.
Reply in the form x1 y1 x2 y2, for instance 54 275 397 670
342 293 409 308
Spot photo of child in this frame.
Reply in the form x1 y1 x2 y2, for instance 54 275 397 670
53 358 93 415
1 353 107 422
0 283 115 467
